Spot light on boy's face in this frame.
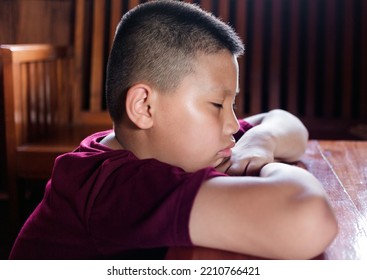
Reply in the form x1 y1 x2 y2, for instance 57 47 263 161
145 50 240 172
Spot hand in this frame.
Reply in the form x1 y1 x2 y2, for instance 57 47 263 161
216 110 308 176
215 130 276 176
229 143 275 176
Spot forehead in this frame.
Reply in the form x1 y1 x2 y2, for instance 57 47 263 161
189 51 239 96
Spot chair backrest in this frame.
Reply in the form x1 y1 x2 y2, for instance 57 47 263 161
0 44 74 228
0 44 73 148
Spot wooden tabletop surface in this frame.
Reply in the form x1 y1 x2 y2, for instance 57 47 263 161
165 140 367 260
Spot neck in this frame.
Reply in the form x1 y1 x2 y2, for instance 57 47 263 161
114 124 153 159
99 131 124 150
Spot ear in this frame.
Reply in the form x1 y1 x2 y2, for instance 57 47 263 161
125 84 154 129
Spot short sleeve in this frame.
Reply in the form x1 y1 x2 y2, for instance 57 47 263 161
87 159 225 256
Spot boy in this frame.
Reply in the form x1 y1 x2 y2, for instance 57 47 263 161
10 0 337 259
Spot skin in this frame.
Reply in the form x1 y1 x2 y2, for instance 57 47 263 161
101 50 338 259
219 109 310 176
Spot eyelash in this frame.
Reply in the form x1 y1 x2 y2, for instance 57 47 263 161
212 103 223 109
212 103 237 110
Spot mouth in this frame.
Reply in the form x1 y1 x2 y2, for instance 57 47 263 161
217 142 235 158
217 148 232 158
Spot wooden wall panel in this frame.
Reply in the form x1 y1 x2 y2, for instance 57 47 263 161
360 0 367 120
1 0 367 142
0 0 74 45
0 1 17 43
61 0 367 138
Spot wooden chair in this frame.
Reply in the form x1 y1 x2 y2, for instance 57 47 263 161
0 44 109 229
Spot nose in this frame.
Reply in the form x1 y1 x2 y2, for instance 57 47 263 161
224 109 240 135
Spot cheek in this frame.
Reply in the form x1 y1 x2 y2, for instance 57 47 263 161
157 100 220 152
182 104 223 141
164 118 221 171
178 117 220 158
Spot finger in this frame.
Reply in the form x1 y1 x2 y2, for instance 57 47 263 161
226 160 249 176
244 159 268 176
215 157 232 173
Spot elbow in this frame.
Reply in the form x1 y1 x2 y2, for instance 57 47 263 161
281 197 338 260
269 109 309 162
301 197 338 259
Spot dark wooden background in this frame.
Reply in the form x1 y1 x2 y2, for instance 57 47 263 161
1 0 366 136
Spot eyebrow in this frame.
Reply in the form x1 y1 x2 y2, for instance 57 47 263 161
222 89 239 96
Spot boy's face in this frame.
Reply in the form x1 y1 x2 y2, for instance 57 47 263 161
149 50 240 172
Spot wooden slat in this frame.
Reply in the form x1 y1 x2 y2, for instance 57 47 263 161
305 0 318 118
0 44 68 63
235 0 246 118
47 61 55 125
341 0 354 119
44 61 51 126
323 0 337 118
110 0 123 48
57 57 70 125
1 60 20 230
52 59 60 124
89 0 105 112
268 0 282 110
36 61 45 135
28 63 37 140
73 0 85 122
360 1 367 119
19 64 28 145
249 0 265 114
286 0 300 115
218 0 229 22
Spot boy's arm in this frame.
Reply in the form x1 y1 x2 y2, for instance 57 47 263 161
243 109 309 161
220 109 309 175
189 163 338 260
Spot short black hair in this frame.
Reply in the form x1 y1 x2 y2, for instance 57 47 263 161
106 0 244 123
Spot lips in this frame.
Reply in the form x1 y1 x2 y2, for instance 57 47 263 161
218 142 235 158
218 148 232 158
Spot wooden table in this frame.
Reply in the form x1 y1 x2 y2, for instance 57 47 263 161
165 140 367 260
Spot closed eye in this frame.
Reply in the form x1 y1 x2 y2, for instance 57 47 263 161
212 103 223 109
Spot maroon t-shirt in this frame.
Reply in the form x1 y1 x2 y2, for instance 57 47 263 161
10 120 252 259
